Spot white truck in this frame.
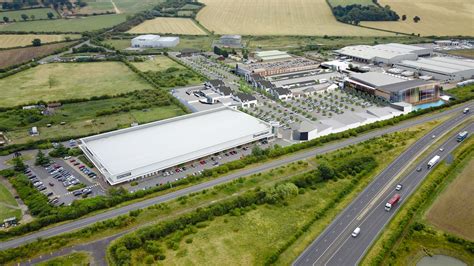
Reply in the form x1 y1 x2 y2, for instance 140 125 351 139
427 155 441 169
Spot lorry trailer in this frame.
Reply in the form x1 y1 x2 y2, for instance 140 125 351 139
385 194 401 211
427 155 441 169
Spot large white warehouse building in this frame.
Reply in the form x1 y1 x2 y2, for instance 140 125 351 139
394 57 474 82
336 43 432 64
131 35 180 48
80 107 274 185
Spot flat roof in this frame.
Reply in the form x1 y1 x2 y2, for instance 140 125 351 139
396 57 474 74
336 43 427 61
80 108 272 184
350 72 408 87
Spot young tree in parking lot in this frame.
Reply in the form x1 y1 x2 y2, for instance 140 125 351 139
12 157 26 172
3 16 9 23
21 14 28 21
47 12 54 19
35 150 49 166
49 144 69 158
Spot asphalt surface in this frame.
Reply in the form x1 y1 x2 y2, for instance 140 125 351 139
294 110 473 266
0 101 472 251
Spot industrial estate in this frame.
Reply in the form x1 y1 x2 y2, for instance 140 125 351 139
0 0 473 265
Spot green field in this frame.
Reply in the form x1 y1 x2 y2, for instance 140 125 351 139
0 14 126 32
0 182 21 222
36 252 90 266
131 55 185 72
0 62 153 107
446 49 474 59
79 0 164 14
104 35 214 51
327 0 376 7
4 103 185 144
0 8 56 21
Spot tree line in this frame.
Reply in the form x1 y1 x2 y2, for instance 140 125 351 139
332 4 400 25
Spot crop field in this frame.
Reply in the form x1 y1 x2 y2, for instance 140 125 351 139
0 62 153 107
196 0 393 36
0 8 56 21
0 14 126 32
0 34 80 48
327 0 375 7
0 182 21 222
425 158 474 240
362 0 474 36
79 0 165 14
128 17 207 35
0 41 73 69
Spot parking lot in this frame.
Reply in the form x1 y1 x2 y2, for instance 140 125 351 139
123 141 271 192
28 157 104 206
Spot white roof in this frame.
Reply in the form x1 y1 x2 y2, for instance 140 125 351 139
158 37 179 41
133 34 160 41
397 57 474 74
80 108 272 184
337 43 424 61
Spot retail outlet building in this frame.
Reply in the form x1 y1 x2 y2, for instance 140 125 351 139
80 108 274 185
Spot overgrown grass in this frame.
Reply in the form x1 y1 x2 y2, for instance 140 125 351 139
36 251 90 266
0 182 21 222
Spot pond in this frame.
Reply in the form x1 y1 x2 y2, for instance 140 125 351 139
417 255 467 266
414 100 445 110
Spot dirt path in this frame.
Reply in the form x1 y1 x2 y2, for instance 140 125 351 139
110 0 121 14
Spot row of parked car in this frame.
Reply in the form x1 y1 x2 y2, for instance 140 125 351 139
24 168 48 193
46 163 82 190
68 158 97 179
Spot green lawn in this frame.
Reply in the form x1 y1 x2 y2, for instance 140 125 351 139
0 14 126 32
0 62 153 107
0 182 21 222
0 8 56 21
78 0 165 14
36 252 90 266
446 49 474 59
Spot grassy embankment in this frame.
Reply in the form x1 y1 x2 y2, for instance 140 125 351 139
36 252 90 266
0 182 21 222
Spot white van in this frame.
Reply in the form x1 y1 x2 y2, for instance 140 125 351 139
352 227 361 237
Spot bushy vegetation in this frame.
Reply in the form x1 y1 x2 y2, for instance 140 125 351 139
332 4 399 24
9 175 52 217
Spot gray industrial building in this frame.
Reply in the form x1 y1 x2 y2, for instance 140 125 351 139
394 57 474 82
219 35 242 47
336 43 432 65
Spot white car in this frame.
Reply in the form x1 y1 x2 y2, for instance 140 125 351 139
352 227 361 237
395 184 403 191
439 148 444 152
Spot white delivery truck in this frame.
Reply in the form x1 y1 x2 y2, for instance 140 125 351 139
427 155 441 169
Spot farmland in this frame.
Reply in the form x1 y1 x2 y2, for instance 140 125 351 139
128 17 207 35
196 0 392 36
362 0 474 36
0 8 56 21
426 158 474 240
327 0 375 7
79 0 165 14
0 62 153 107
0 34 80 48
0 182 21 222
0 41 74 69
0 14 127 33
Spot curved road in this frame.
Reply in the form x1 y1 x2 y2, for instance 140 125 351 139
294 109 473 265
0 102 472 251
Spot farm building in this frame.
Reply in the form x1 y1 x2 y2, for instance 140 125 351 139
345 72 441 105
80 107 274 185
131 35 180 48
336 43 432 64
394 57 474 82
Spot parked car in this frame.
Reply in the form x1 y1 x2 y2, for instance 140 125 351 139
73 190 82 196
48 182 54 187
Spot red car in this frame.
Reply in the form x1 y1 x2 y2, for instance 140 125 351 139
69 159 76 163
79 165 85 169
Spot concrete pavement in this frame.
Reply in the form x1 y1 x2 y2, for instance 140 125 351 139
0 101 472 252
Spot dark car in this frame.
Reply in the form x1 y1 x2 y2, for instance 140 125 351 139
416 167 422 172
73 190 83 196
